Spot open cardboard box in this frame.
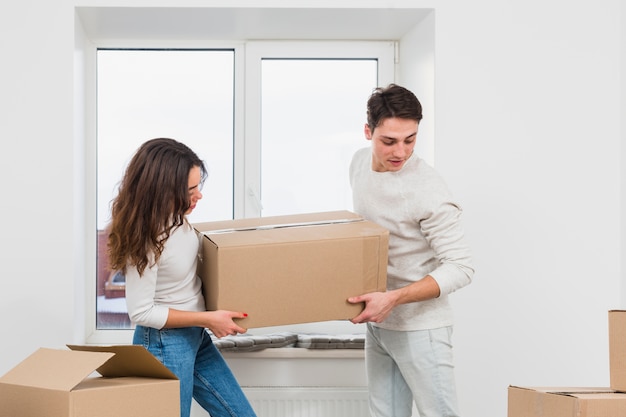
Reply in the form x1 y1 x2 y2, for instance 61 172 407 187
609 310 626 392
194 210 389 329
0 345 179 417
507 386 626 417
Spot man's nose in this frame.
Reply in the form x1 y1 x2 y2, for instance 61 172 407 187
392 143 408 157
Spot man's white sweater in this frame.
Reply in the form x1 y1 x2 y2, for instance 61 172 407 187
350 147 474 331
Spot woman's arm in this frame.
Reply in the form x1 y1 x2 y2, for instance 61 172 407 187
164 309 248 338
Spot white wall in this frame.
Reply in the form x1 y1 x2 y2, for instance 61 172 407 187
0 1 622 417
0 0 77 361
622 0 626 311
398 10 436 165
430 4 622 416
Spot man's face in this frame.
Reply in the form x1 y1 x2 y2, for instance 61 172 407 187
365 117 418 172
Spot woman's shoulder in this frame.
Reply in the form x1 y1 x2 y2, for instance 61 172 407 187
169 220 197 239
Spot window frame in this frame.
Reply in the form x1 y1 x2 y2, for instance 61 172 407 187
242 41 395 218
85 40 395 344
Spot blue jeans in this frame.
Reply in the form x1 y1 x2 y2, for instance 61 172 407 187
365 324 460 417
134 325 257 417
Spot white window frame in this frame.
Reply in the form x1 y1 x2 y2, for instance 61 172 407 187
85 40 395 344
242 41 395 218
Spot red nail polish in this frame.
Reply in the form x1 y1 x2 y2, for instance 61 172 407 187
243 313 248 317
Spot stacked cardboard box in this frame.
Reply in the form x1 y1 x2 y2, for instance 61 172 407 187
508 310 626 417
609 310 626 392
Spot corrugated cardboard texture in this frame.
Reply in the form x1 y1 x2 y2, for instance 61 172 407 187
195 210 388 329
507 386 626 417
67 344 178 379
0 348 113 391
0 347 179 417
195 210 364 232
0 385 70 417
69 378 179 417
609 310 626 391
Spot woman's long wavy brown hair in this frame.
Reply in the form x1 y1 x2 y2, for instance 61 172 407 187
107 138 208 276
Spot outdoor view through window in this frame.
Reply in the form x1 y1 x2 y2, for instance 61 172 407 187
96 48 378 329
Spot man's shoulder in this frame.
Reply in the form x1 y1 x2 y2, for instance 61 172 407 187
408 156 443 179
407 158 455 197
350 147 370 172
352 146 370 161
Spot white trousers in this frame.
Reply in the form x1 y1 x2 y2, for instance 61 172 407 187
365 324 461 417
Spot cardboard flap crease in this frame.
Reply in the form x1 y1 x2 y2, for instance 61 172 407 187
0 348 114 391
67 344 177 379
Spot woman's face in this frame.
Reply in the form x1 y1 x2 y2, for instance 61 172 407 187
186 166 203 214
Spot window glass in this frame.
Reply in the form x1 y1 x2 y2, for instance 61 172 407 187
260 59 377 216
96 49 234 329
92 42 393 336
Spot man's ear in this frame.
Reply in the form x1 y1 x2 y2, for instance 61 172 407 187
364 123 373 140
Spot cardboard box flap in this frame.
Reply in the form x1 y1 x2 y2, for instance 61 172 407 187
508 385 626 417
510 386 617 395
67 345 177 380
0 348 114 391
194 210 363 234
199 215 386 249
205 217 363 234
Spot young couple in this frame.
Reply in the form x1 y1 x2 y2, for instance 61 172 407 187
107 84 473 417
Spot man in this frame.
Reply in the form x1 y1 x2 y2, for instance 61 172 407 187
348 84 474 417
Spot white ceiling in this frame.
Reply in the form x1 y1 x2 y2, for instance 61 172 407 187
77 7 432 41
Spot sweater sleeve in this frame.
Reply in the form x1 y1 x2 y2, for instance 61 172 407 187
125 262 170 329
420 200 474 296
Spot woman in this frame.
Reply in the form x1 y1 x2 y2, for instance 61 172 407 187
107 138 257 417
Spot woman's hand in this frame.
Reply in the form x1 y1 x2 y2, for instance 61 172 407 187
205 310 248 338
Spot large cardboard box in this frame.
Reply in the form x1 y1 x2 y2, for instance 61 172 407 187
610 310 626 392
194 210 389 329
0 345 179 417
507 386 626 417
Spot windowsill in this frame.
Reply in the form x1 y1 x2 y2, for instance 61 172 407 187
222 347 367 387
221 348 364 359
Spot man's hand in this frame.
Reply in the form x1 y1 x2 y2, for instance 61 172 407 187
347 291 397 324
347 276 441 325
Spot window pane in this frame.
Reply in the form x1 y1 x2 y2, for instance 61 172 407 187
96 49 234 329
260 59 377 216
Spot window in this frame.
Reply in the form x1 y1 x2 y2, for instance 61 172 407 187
259 58 377 216
93 41 394 340
96 49 235 329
